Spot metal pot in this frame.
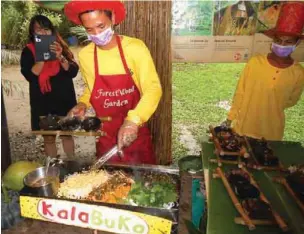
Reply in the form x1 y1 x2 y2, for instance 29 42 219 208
23 166 60 197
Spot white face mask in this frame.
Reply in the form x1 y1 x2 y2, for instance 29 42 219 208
87 27 114 46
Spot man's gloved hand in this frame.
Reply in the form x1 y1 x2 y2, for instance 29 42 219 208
221 119 232 128
118 120 139 150
67 102 87 118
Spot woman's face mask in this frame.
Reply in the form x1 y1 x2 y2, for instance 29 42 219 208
87 27 114 46
271 42 296 57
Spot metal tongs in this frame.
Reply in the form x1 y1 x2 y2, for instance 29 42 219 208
90 145 123 171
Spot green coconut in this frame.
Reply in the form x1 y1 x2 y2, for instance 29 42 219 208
2 161 41 191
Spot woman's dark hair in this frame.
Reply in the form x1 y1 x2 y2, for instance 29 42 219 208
29 15 55 43
28 15 75 62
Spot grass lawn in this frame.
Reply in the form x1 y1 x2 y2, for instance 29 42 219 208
172 63 304 162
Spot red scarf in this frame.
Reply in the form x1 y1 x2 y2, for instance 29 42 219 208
27 43 60 94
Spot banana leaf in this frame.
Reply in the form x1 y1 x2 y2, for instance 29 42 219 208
34 0 70 12
202 141 304 234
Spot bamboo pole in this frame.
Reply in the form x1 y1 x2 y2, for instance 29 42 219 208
209 125 224 155
117 1 172 164
242 168 289 232
216 167 256 230
39 116 112 122
209 158 245 167
209 126 223 166
244 136 261 168
273 177 304 215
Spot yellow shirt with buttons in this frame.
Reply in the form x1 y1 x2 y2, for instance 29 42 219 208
228 54 304 140
78 35 162 126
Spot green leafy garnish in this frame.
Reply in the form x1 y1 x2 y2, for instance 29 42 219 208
126 181 177 208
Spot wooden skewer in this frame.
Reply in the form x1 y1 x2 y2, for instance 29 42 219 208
242 168 289 232
39 115 112 121
209 125 224 155
32 130 106 137
234 217 276 226
216 167 256 230
244 137 260 166
209 126 224 166
237 154 243 168
214 151 222 167
259 165 284 171
273 177 304 215
246 163 262 171
209 158 245 167
220 151 241 156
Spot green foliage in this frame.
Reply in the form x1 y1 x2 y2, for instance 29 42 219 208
1 1 62 49
57 15 75 39
35 1 68 12
70 26 90 45
1 2 25 48
172 1 213 36
126 181 177 208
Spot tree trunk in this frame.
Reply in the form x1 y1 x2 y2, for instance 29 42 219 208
117 1 172 165
1 88 12 172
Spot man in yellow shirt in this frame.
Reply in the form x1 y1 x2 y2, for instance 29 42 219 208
224 2 304 140
64 0 162 164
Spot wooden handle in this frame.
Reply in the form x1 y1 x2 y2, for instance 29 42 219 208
216 167 256 230
242 168 289 232
99 116 112 121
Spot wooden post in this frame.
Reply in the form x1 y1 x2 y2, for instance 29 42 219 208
1 89 12 172
117 1 172 165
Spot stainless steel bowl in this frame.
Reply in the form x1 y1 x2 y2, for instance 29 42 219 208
23 166 60 197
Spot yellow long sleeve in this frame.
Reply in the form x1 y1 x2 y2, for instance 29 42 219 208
125 41 162 124
78 58 93 107
227 55 304 140
228 61 250 121
77 36 162 125
285 73 304 108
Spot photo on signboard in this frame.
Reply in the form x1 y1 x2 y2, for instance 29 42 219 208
172 0 213 36
213 0 259 36
255 1 282 33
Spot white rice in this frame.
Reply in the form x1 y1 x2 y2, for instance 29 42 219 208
57 170 109 199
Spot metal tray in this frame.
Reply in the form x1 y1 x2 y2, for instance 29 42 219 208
20 162 180 232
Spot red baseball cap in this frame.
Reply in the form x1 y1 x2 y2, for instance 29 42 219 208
64 0 126 25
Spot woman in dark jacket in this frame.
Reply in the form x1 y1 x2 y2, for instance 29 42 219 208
20 15 79 158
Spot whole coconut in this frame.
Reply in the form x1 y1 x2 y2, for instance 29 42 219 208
2 161 41 191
